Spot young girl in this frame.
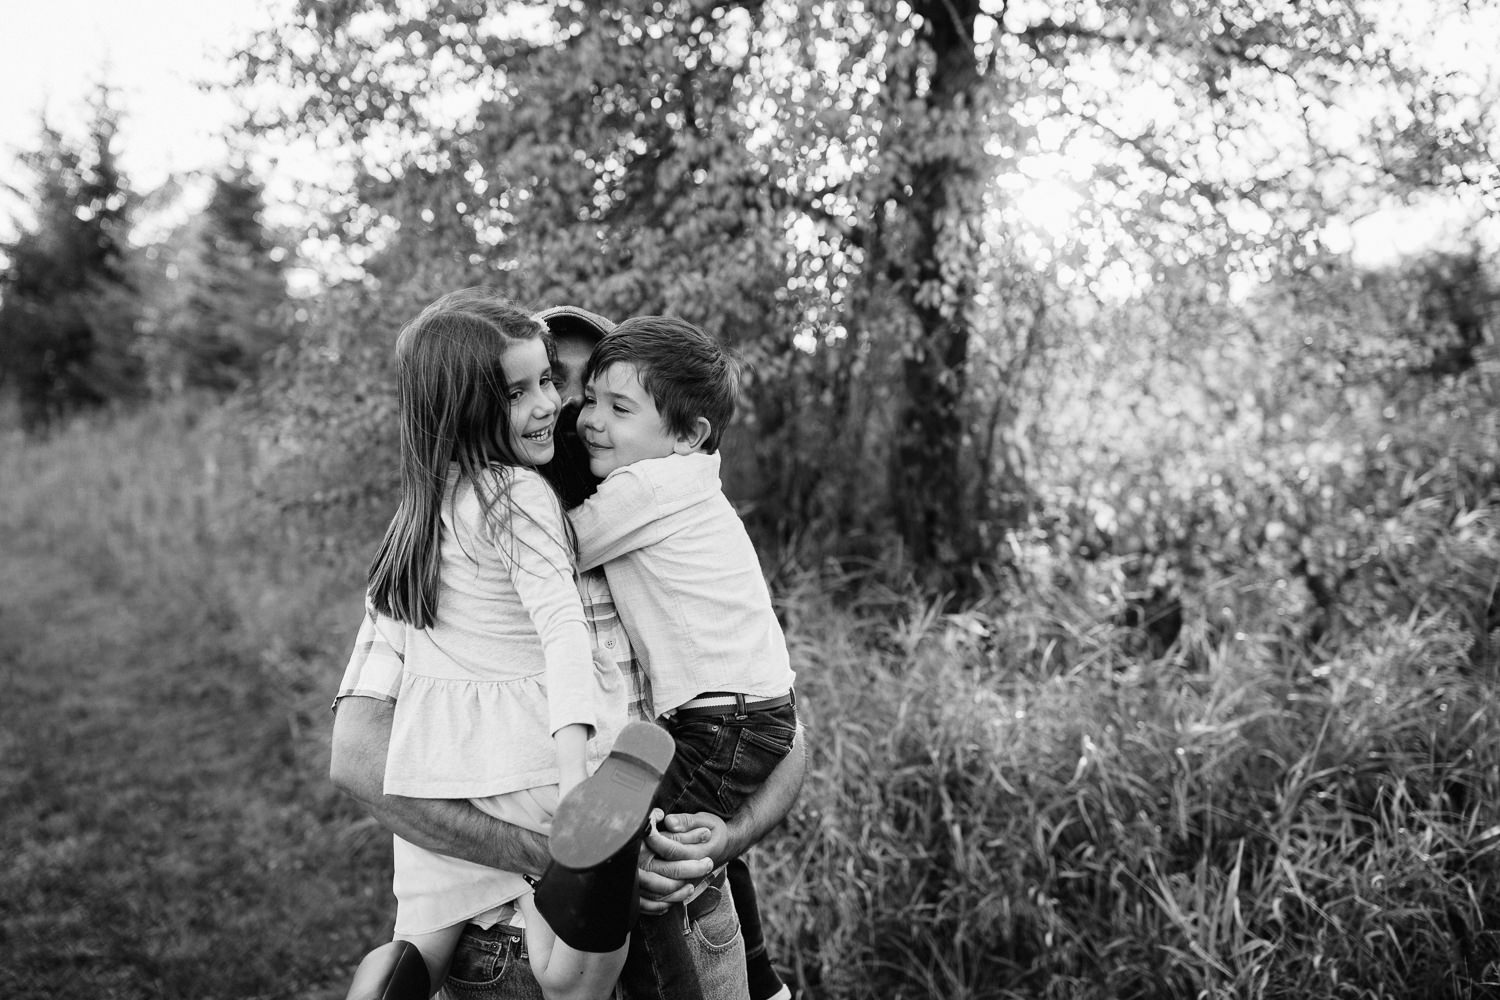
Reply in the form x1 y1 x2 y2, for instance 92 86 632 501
363 289 672 1000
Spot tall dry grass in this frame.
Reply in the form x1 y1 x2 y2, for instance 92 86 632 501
759 567 1500 999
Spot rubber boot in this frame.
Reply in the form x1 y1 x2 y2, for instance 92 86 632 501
550 721 675 870
533 831 646 952
345 940 430 1000
534 720 675 952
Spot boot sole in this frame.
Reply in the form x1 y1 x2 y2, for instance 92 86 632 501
549 720 675 870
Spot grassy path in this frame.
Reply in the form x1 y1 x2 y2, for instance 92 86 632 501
0 528 390 999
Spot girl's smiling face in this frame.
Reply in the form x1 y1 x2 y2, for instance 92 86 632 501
500 337 561 466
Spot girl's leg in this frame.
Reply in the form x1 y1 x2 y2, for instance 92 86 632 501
343 938 433 1000
518 892 629 1000
523 721 675 1000
398 923 467 997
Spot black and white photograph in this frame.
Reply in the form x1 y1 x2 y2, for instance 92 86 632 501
2 2 1498 998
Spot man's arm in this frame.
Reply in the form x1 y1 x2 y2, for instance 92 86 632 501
330 695 551 875
722 719 808 858
635 722 808 912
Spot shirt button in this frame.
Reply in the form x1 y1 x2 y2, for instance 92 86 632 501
605 639 615 648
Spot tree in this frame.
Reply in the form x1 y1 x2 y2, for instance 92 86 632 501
235 0 1498 583
0 90 142 430
138 165 291 394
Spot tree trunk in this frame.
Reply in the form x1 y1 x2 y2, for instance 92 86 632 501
889 0 984 577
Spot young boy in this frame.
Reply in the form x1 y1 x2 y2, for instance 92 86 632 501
569 315 798 1000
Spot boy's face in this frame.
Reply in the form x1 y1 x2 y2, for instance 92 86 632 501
579 362 691 479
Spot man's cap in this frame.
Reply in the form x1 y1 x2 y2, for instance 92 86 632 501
537 305 616 345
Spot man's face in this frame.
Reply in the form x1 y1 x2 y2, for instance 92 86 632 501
552 333 596 409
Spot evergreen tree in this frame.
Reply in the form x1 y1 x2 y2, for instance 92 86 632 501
0 91 142 431
140 165 290 393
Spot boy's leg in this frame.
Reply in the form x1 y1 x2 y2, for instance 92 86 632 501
726 859 788 1000
652 702 797 1000
615 716 727 1000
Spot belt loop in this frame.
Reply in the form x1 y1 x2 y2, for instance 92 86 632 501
734 692 747 719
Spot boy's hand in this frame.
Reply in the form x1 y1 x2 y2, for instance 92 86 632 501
635 809 718 914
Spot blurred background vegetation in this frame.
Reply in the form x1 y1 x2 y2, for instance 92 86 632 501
3 1 1500 997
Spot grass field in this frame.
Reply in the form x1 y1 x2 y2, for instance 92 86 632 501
0 402 389 999
4 400 1500 999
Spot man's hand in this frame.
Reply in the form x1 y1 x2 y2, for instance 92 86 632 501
635 810 720 914
652 810 730 861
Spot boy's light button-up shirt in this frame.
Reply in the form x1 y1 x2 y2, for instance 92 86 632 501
568 451 795 717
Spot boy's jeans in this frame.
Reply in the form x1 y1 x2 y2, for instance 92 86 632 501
618 700 798 1000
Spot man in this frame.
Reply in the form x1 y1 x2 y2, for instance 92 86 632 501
332 303 806 1000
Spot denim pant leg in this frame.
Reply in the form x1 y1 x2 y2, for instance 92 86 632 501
617 906 703 1000
657 705 798 818
440 923 544 1000
726 857 782 1000
684 868 749 1000
621 704 794 1000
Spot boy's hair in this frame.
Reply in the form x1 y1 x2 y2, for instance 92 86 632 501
584 316 742 453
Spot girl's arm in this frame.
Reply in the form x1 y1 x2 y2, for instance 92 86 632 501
553 722 589 800
501 470 600 741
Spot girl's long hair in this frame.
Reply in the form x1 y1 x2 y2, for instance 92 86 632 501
367 289 557 628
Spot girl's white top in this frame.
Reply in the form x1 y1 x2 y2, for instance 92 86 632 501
383 465 626 799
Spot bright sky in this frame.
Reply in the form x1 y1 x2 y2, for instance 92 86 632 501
0 0 281 240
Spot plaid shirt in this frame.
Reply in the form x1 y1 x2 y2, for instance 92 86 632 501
334 567 653 723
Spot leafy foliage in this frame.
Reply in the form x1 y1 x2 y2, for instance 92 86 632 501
234 0 1498 590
